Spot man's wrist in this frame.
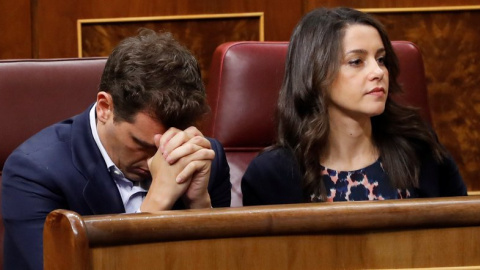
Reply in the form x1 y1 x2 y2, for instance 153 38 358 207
140 194 175 212
185 193 212 209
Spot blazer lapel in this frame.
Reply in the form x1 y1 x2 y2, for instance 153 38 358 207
71 105 125 214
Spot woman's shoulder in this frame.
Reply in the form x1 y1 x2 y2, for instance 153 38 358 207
256 146 294 157
242 146 304 205
418 150 467 197
244 146 302 186
251 146 297 167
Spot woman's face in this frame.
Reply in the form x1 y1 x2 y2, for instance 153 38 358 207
327 24 389 120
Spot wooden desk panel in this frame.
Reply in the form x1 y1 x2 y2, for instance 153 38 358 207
44 196 480 269
88 227 480 269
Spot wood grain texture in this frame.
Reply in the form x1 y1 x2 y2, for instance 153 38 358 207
44 196 480 269
366 9 480 191
43 210 89 270
79 15 261 85
79 196 480 245
305 0 480 10
0 0 32 59
32 0 301 58
88 229 480 269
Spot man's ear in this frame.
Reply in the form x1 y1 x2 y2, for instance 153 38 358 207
96 91 114 123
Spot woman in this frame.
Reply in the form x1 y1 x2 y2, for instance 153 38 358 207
241 7 467 205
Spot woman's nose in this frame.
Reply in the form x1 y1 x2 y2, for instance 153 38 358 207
369 62 385 81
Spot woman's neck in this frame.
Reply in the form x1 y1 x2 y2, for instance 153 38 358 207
321 111 378 171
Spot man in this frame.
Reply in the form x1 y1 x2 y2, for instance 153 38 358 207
2 29 231 269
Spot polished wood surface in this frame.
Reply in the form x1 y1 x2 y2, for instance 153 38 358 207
78 13 263 85
306 0 480 9
87 227 480 269
32 0 301 58
44 196 480 269
0 0 31 59
43 210 89 270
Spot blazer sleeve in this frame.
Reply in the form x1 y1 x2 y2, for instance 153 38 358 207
438 153 468 196
2 150 67 270
241 148 304 206
207 138 231 207
418 146 467 197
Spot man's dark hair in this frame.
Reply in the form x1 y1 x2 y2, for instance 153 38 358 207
99 28 208 129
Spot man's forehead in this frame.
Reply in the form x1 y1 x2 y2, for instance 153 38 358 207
127 112 165 145
132 112 165 130
130 133 156 148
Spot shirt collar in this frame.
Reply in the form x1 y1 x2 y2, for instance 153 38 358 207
89 104 150 189
89 103 116 171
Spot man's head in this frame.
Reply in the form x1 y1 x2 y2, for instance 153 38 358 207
96 29 208 181
99 28 208 129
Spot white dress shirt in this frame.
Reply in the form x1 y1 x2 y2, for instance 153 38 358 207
89 105 148 213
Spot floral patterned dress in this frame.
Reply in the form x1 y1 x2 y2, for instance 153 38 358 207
316 159 416 202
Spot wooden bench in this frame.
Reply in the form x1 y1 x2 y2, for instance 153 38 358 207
44 196 480 269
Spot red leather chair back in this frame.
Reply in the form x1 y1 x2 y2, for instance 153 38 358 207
205 42 289 207
0 58 107 172
0 57 107 269
205 41 431 207
392 41 432 123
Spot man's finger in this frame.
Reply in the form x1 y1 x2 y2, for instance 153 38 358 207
176 160 211 184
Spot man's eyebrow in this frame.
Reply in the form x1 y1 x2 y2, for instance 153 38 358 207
132 135 156 149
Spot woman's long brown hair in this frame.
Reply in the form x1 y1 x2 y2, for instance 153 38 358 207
276 7 447 201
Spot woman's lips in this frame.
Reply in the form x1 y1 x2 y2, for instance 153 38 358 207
366 87 385 97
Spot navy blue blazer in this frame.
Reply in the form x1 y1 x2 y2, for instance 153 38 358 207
242 147 467 206
2 105 231 270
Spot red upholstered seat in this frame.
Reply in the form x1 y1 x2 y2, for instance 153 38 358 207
205 41 431 207
392 41 432 123
0 57 107 269
0 58 107 172
204 42 289 207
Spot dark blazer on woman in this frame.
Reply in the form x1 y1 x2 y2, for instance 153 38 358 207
242 147 467 206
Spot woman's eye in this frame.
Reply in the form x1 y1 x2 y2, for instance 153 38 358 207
348 59 362 66
377 56 386 66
